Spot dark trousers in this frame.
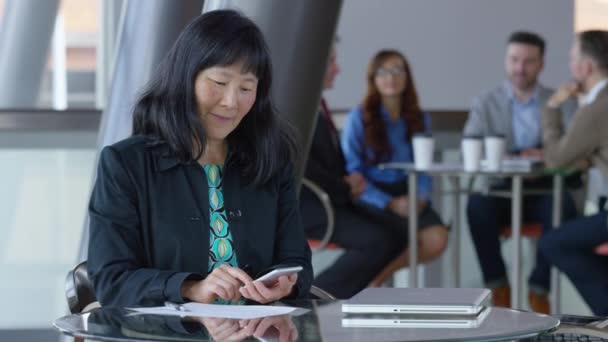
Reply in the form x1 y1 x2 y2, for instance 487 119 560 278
467 193 577 291
305 204 405 299
539 211 608 315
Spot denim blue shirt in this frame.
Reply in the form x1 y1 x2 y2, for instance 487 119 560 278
507 82 542 151
341 105 433 209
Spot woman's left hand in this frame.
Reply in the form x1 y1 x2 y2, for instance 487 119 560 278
239 274 298 304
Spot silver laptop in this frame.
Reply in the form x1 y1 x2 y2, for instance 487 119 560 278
341 288 491 315
342 307 491 329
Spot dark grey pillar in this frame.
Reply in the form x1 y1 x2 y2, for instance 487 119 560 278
203 0 343 187
0 0 59 107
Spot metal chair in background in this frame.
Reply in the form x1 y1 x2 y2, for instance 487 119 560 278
301 177 420 287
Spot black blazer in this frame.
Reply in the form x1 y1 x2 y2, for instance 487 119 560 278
301 115 351 208
87 136 312 307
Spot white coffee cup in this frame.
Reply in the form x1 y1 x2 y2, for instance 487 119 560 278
462 137 483 172
484 135 506 171
412 134 435 170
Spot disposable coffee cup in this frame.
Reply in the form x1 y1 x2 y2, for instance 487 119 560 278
462 136 483 172
413 133 435 170
484 135 506 171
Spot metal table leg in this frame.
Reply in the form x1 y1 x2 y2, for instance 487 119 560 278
449 175 461 287
551 174 564 314
511 175 523 309
408 172 418 288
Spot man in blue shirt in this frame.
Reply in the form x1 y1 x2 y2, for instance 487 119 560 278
463 31 578 314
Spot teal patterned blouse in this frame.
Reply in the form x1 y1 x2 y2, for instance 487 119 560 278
203 164 239 271
203 165 244 304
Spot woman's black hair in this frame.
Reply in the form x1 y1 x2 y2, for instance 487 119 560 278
132 9 296 185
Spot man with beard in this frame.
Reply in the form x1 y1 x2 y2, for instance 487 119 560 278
463 31 578 314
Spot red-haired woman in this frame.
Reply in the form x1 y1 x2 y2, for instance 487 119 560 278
341 49 448 286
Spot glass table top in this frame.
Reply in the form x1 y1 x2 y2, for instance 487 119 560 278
54 300 560 342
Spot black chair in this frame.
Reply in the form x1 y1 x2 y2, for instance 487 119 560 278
65 260 97 314
65 261 335 314
309 285 336 300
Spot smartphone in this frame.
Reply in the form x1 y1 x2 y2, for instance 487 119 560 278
254 266 303 286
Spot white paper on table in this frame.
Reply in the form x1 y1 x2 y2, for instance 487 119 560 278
126 303 304 320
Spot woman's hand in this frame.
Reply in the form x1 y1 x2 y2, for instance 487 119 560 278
239 274 298 304
344 172 367 200
388 196 408 217
181 264 253 304
388 196 427 218
239 315 298 342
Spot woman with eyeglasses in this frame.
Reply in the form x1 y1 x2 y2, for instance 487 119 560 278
341 49 448 286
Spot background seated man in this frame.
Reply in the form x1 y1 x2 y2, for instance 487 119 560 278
463 31 578 313
539 30 608 316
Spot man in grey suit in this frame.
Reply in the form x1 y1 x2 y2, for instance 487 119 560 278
463 31 578 314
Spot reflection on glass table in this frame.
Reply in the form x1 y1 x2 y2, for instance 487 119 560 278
55 300 565 342
341 306 491 329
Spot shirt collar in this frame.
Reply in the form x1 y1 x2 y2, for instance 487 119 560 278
582 79 608 106
505 81 540 105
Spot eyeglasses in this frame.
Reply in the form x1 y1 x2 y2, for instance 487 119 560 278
375 67 406 78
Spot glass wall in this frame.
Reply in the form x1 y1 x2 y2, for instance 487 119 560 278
0 0 103 335
0 131 97 329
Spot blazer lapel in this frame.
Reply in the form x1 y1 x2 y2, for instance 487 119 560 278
153 144 211 273
182 163 210 225
178 163 213 275
318 114 345 164
153 145 209 226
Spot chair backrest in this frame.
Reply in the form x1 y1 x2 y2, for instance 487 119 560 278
65 260 97 314
301 178 336 251
309 285 336 300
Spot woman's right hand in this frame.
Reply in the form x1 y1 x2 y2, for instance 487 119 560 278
181 264 254 304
